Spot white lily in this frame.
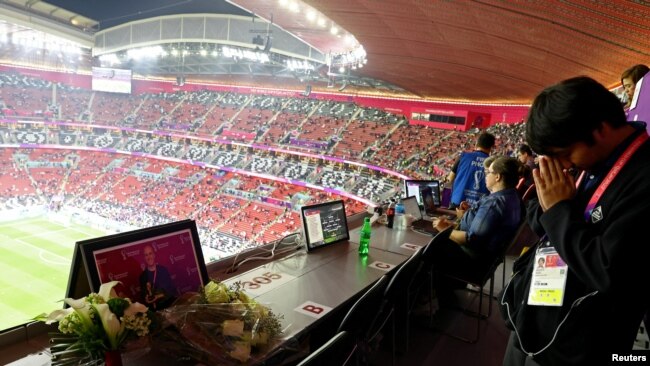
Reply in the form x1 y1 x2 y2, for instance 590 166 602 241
37 280 153 359
94 303 124 350
98 281 121 301
63 297 94 329
39 308 73 325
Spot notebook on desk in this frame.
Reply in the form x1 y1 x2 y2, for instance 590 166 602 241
403 193 438 235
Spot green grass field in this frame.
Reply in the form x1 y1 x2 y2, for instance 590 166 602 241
0 217 106 331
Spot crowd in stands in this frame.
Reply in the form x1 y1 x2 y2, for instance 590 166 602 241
0 70 523 178
0 70 535 261
0 149 367 258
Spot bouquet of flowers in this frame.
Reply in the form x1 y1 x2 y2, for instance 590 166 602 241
35 281 152 365
154 280 284 365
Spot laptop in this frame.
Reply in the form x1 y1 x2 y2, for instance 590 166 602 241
403 179 441 208
420 186 437 217
403 192 438 235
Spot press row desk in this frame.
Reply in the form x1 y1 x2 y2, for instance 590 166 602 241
1 224 434 366
222 224 434 364
349 224 437 256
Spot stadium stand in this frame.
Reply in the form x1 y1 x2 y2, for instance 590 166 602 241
0 70 538 259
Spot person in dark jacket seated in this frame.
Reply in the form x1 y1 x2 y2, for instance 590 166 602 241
431 155 525 303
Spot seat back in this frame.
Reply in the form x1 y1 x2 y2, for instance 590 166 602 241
421 225 454 265
367 247 424 362
337 274 390 335
297 330 355 366
465 220 528 287
383 247 423 303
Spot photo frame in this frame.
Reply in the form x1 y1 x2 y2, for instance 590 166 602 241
78 219 209 310
66 223 184 306
67 226 162 305
64 241 92 307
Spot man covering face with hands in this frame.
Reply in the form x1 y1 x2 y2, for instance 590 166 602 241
500 76 650 366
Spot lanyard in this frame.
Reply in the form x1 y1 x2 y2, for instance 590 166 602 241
583 133 648 221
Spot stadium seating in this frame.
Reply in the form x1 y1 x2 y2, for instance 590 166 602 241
0 70 533 259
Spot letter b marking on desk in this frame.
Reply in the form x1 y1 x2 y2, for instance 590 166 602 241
295 301 333 318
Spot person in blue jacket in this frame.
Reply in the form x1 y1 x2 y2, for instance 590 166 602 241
447 132 495 208
432 156 524 303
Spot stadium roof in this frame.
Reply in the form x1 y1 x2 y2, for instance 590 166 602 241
3 0 649 104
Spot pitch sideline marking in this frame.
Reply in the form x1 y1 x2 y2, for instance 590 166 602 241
14 238 71 266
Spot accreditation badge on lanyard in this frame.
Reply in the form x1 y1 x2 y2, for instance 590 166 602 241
527 242 568 306
527 132 648 307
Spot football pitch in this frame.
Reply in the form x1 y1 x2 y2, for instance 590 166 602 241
0 217 107 331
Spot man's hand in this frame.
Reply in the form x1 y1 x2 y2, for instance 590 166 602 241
455 201 469 218
533 156 576 211
432 217 453 231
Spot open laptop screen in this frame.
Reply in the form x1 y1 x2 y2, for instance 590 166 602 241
420 186 437 216
402 196 422 219
301 200 350 251
404 180 441 207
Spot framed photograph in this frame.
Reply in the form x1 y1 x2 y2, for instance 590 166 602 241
66 224 179 306
67 227 158 304
78 219 209 310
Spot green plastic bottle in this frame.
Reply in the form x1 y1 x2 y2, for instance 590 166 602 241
359 217 371 256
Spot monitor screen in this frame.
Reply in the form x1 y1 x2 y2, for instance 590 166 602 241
402 196 422 219
92 67 132 94
301 200 350 251
404 180 441 207
420 186 437 216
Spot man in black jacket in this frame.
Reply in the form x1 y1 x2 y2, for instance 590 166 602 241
501 76 650 365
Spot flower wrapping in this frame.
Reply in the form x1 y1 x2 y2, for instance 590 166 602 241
153 281 283 365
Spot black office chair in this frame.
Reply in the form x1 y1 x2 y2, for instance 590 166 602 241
337 274 390 364
367 247 423 366
435 221 526 344
296 330 356 366
419 226 455 325
500 222 529 289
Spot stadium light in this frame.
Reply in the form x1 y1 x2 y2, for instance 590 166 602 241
126 46 164 60
328 45 367 69
98 53 120 66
